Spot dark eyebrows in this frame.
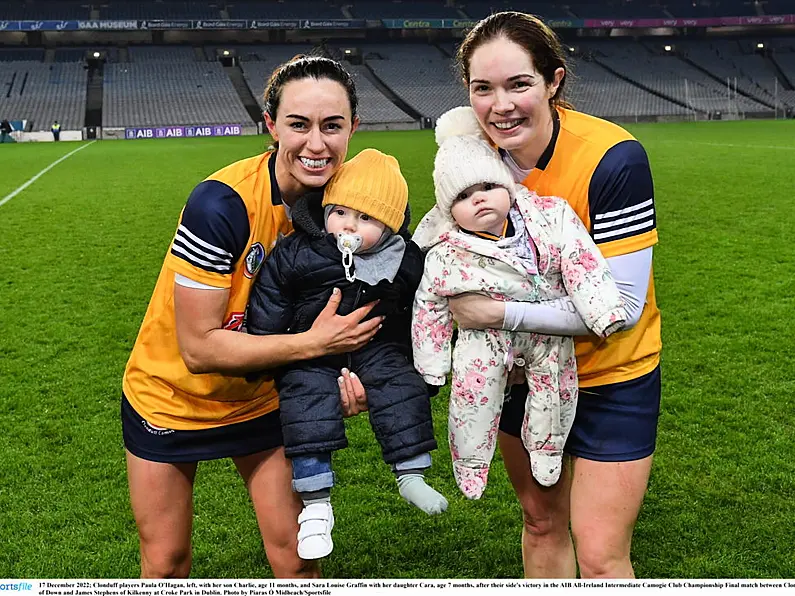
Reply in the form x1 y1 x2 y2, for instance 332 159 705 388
285 114 345 122
469 73 535 86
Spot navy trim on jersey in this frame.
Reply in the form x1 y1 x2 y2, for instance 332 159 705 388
588 140 656 245
268 151 282 206
535 111 560 171
171 180 250 274
498 113 559 172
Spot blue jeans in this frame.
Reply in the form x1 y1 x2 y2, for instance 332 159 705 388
291 452 432 493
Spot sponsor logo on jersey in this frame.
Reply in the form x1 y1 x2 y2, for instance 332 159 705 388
222 311 245 331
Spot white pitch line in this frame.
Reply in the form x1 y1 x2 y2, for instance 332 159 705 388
655 140 795 151
0 140 96 208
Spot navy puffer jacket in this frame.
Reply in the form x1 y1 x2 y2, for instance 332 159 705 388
247 193 437 464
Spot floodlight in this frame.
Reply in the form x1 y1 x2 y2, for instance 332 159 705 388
664 45 672 52
344 49 352 54
757 42 765 49
223 50 230 56
93 51 100 58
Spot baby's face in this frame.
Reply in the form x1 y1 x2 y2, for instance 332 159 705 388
450 182 511 236
326 205 387 251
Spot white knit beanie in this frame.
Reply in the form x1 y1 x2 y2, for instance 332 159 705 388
432 106 517 220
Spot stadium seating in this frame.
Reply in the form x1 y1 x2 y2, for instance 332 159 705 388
0 61 86 129
769 52 795 107
227 1 344 19
53 48 89 63
567 3 669 19
0 49 45 62
567 58 693 118
581 40 772 115
344 64 416 124
358 44 469 120
0 1 88 20
350 0 460 19
232 44 413 124
763 0 795 15
461 1 571 20
128 45 197 63
100 1 220 20
102 61 251 127
673 40 784 108
664 0 758 18
236 44 316 104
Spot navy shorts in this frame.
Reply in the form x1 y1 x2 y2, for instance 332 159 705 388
121 393 284 463
499 365 661 462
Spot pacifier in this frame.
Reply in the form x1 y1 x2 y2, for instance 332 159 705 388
337 233 363 283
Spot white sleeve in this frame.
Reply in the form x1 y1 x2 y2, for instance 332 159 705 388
174 273 226 290
606 247 652 329
503 247 652 335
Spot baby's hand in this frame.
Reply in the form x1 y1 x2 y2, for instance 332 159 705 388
339 368 368 417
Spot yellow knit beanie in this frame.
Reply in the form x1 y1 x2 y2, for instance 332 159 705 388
322 148 408 233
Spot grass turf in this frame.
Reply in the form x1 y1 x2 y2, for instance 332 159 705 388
0 119 794 578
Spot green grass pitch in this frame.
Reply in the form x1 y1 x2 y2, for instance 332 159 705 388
1 119 794 578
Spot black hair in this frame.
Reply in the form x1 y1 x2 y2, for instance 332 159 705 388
263 54 358 121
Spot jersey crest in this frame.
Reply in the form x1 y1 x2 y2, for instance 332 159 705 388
243 242 265 279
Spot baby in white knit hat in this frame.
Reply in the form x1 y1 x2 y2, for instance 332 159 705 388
411 107 627 498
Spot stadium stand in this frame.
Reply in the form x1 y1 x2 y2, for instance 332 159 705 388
0 49 45 62
0 61 86 129
236 44 316 106
128 45 197 63
767 40 795 107
227 1 344 19
100 1 220 20
664 0 759 18
763 0 794 15
567 3 669 18
0 0 89 20
345 64 416 125
53 48 89 63
461 1 571 19
567 58 693 118
102 61 251 127
674 39 784 108
581 40 772 116
350 0 460 19
2 1 794 137
358 43 468 120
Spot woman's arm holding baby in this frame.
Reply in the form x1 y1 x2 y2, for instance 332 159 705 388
449 248 651 336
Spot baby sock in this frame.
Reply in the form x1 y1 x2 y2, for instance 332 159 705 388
396 473 448 515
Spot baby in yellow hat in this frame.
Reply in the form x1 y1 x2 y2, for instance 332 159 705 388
247 149 447 561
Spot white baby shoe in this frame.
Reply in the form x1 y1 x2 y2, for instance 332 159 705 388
297 502 335 560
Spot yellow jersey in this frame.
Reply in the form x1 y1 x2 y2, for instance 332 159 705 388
515 108 661 386
123 151 293 430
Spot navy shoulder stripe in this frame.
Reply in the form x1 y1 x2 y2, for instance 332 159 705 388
588 140 655 244
171 180 250 274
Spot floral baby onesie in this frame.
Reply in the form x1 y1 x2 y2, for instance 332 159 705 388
412 187 626 498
